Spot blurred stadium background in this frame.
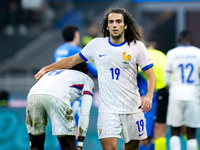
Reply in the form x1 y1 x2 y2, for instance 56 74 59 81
0 0 200 149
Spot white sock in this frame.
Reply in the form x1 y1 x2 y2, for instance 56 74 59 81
170 136 181 150
187 139 197 150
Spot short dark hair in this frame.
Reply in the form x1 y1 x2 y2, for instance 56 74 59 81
62 25 79 42
70 62 88 74
177 30 193 45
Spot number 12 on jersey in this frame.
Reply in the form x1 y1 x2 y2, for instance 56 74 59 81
178 63 194 83
110 68 120 80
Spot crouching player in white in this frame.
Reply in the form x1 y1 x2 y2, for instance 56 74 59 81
26 62 94 150
165 30 200 150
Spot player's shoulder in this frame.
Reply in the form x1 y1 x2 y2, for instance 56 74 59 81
54 43 70 54
79 72 94 87
70 70 93 79
92 37 108 42
129 40 146 49
190 46 200 52
166 47 178 56
56 43 69 50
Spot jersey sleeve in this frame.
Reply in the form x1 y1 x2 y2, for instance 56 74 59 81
77 77 94 138
136 41 153 71
79 38 96 62
164 50 173 85
165 50 173 73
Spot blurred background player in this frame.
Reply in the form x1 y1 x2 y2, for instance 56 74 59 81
26 62 94 150
81 22 99 71
138 41 168 150
53 25 97 77
53 25 97 147
165 30 200 150
81 22 99 47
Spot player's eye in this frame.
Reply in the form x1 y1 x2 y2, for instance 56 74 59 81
108 20 113 24
116 20 122 23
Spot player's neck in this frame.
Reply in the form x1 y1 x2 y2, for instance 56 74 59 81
67 41 77 46
109 36 126 45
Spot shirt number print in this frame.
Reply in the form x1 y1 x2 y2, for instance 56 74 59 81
110 68 120 80
178 63 194 83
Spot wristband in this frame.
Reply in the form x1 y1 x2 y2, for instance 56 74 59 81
77 141 83 147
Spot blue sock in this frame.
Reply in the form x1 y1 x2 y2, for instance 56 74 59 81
140 145 148 150
148 143 154 150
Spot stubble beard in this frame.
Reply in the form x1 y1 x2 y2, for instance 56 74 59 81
110 31 124 41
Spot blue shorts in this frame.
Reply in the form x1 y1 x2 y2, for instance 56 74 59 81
137 74 157 137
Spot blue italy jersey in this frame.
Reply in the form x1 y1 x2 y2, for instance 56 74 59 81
54 43 97 77
53 43 81 62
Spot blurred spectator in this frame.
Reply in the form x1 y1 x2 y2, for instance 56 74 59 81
22 0 55 30
0 90 9 107
81 22 98 47
2 0 29 36
0 0 55 37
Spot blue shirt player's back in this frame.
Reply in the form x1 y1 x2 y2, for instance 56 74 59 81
54 43 97 77
53 43 81 62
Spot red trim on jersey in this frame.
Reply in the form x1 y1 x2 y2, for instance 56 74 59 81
83 91 93 97
70 84 84 90
166 70 172 73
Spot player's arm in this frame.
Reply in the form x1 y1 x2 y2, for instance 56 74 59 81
140 67 156 113
164 52 172 86
77 93 93 149
34 53 84 81
164 71 172 86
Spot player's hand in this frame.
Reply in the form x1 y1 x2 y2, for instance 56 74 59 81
139 96 152 113
34 67 46 82
76 146 82 150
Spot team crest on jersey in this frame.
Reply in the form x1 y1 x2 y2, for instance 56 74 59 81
122 52 131 69
99 129 102 134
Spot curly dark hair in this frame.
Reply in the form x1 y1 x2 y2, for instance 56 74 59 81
99 8 144 45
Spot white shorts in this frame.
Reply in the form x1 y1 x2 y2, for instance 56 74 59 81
26 94 76 136
97 112 147 143
167 101 200 128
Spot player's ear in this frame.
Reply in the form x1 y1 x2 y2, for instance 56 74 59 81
124 24 127 30
106 26 109 30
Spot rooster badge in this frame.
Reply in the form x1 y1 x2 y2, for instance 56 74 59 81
122 52 131 61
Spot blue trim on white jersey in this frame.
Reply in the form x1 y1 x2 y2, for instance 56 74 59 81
179 45 191 47
142 63 154 71
79 52 88 62
108 37 126 47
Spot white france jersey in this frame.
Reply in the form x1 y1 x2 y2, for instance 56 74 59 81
28 69 94 105
165 45 200 102
79 37 153 114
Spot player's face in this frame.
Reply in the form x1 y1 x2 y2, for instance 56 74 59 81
107 13 127 41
